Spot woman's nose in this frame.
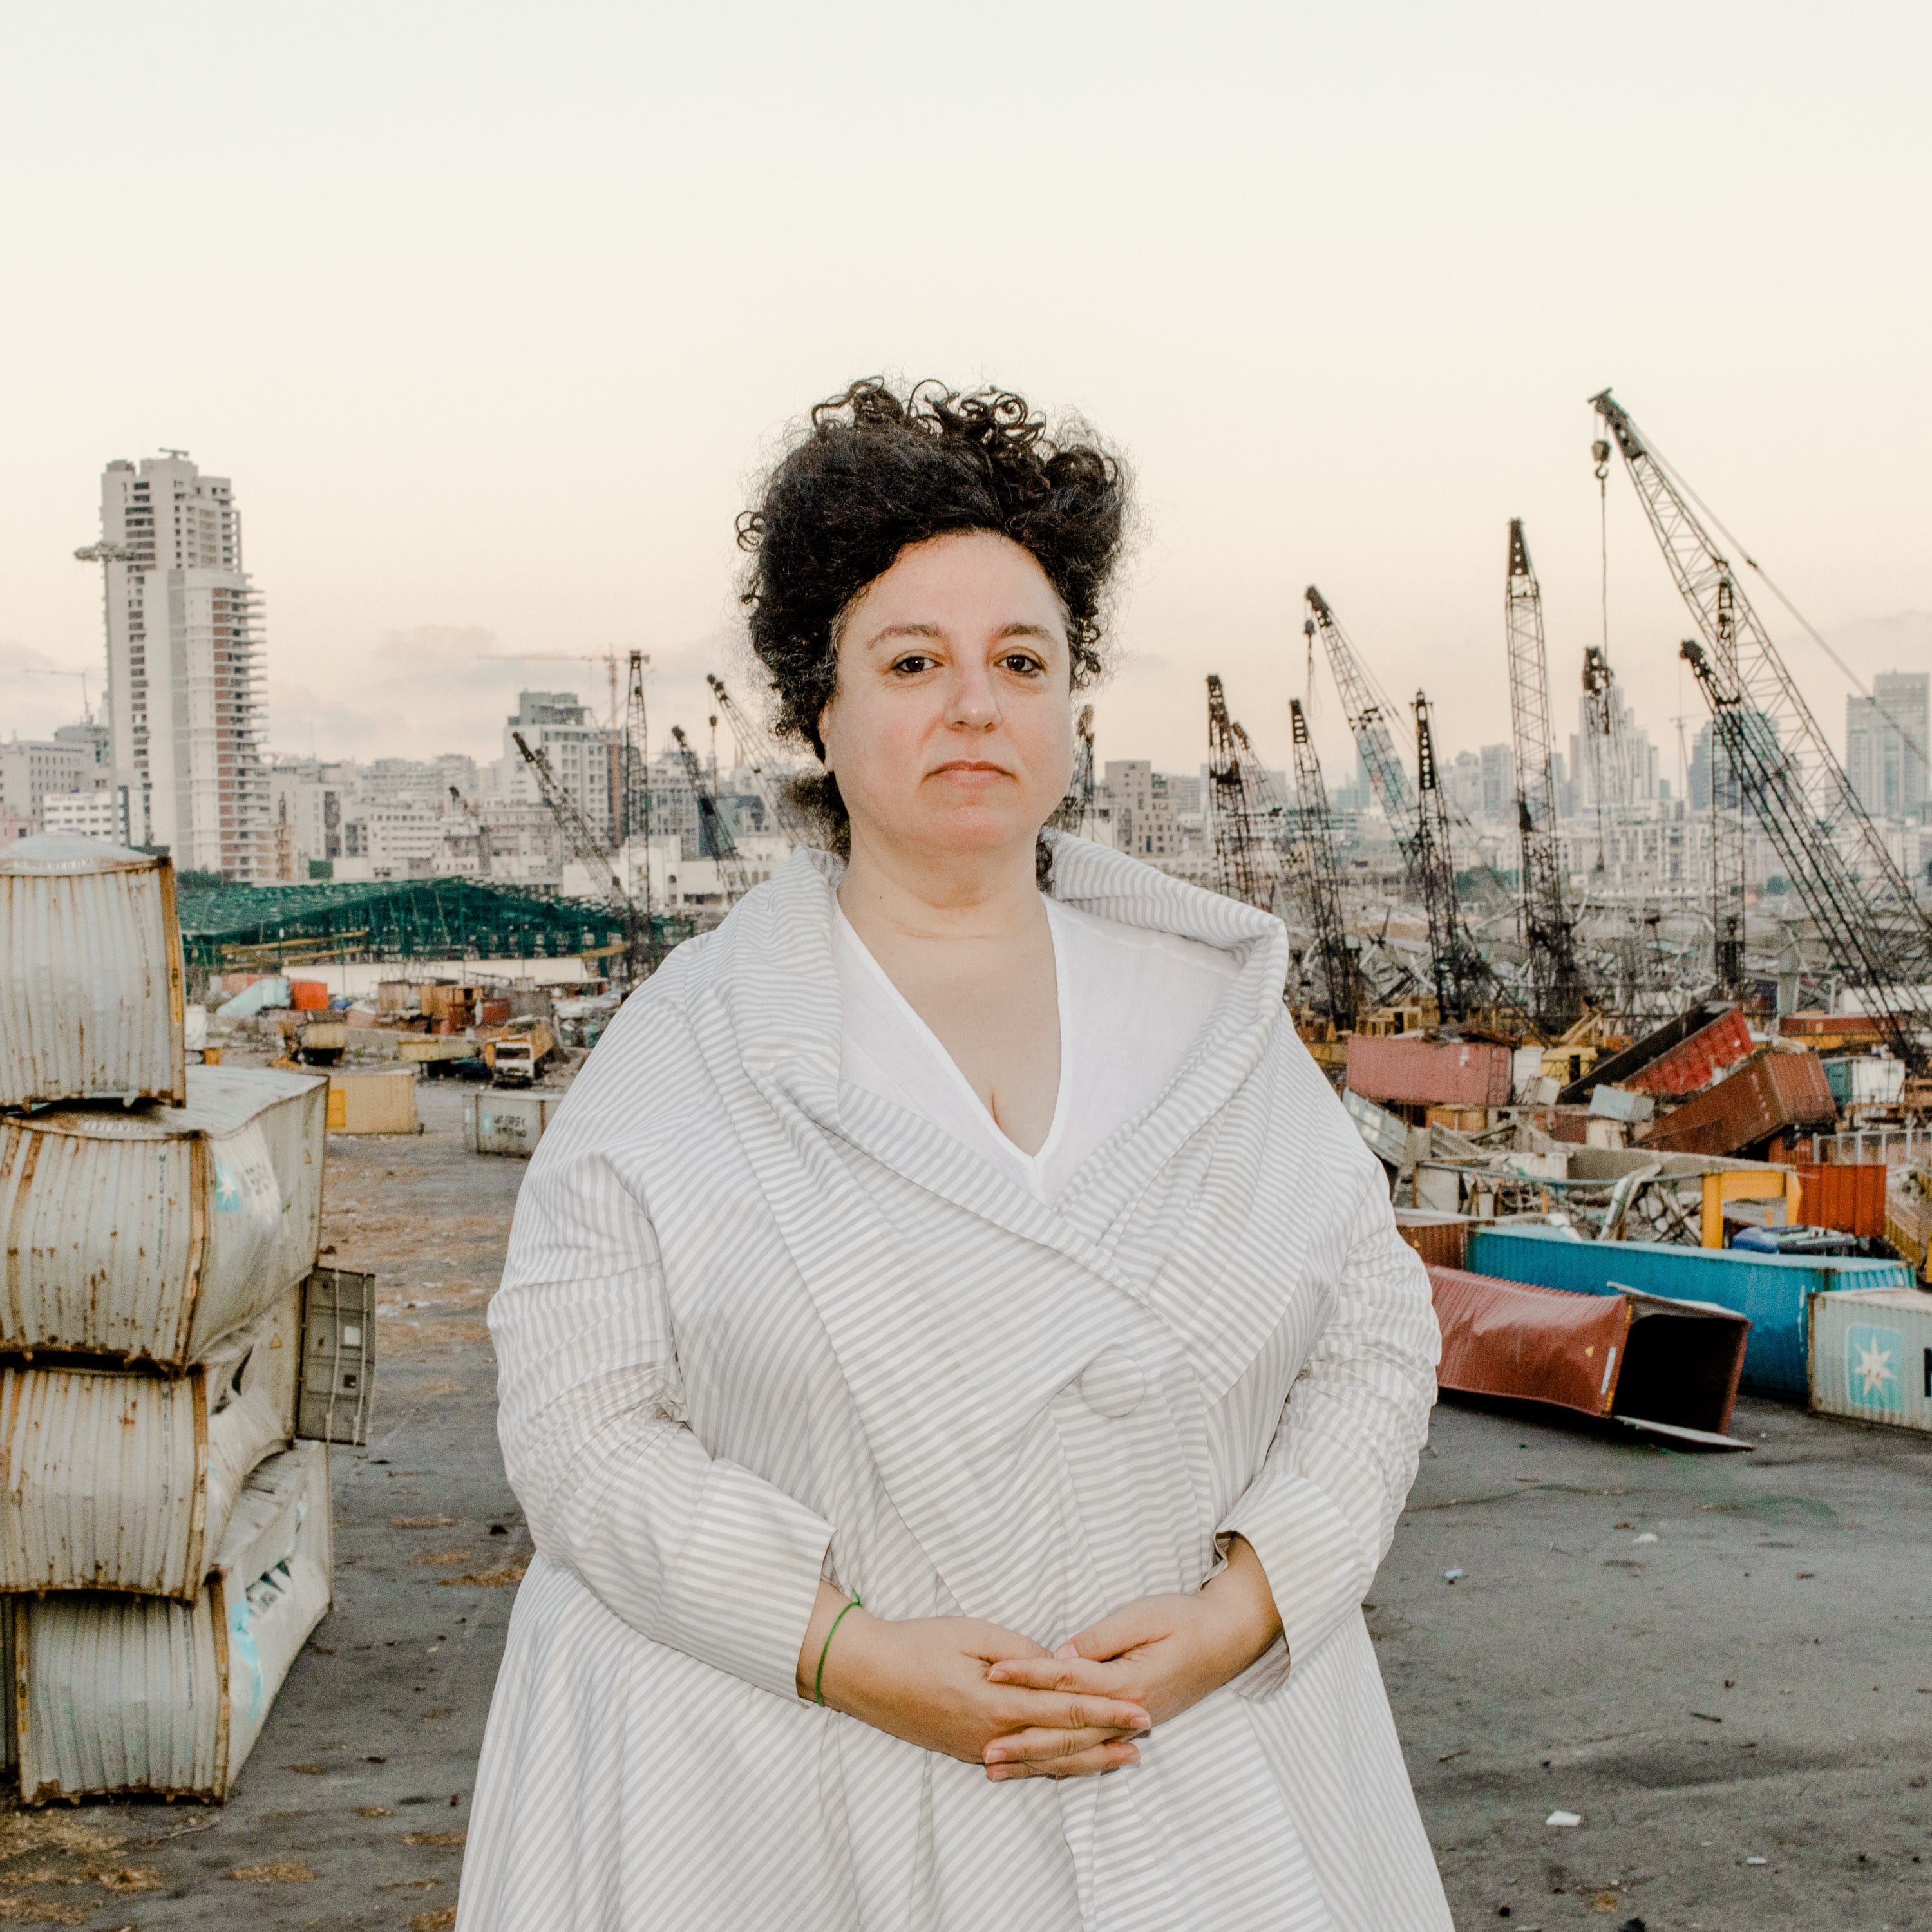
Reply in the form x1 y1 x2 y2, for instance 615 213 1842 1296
943 665 999 730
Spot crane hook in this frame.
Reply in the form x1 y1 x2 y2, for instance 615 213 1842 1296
1591 438 1611 483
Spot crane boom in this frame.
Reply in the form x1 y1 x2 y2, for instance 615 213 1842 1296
1049 705 1096 836
705 673 804 846
1504 520 1589 1031
1305 587 1413 825
1287 697 1358 1028
668 725 754 902
1412 693 1491 1023
1206 676 1283 912
1592 389 1932 1070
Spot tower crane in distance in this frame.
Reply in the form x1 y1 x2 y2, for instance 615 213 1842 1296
513 729 650 979
705 673 804 847
1591 389 1932 1072
668 725 754 903
1412 692 1493 1024
1504 520 1591 1033
1206 676 1286 913
1050 705 1097 837
1307 589 1517 1028
1286 697 1359 1028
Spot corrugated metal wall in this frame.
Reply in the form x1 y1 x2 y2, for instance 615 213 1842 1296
1809 1288 1932 1433
1795 1162 1888 1237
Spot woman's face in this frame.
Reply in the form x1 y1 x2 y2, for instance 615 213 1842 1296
819 530 1075 866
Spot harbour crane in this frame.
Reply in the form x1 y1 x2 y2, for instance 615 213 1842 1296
1504 520 1591 1032
1304 588 1414 827
1206 676 1287 913
512 728 650 978
668 726 754 902
1286 697 1359 1027
1307 588 1516 1026
1049 705 1097 836
1412 693 1493 1023
1592 389 1932 1072
705 673 803 846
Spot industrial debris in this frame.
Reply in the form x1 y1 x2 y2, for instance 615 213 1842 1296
0 835 370 1804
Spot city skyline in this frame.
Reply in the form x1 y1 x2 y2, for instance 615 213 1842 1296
3 5 1931 789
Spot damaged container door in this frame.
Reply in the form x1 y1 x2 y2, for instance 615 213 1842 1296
0 1066 325 1368
0 835 185 1109
0 1287 300 1600
298 1268 375 1445
10 1441 332 1804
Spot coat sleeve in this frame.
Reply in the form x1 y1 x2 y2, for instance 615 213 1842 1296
1217 1155 1440 1690
488 1014 833 1704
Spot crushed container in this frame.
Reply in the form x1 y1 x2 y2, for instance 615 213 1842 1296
0 835 185 1109
0 1287 299 1600
8 1440 332 1804
0 1066 325 1367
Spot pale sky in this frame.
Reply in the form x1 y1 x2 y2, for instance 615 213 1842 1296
4 1 1928 793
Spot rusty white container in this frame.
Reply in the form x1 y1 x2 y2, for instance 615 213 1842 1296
0 834 185 1110
0 1066 325 1368
10 1439 331 1804
0 1285 299 1601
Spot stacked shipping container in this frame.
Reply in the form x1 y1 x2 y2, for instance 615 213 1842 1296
0 835 370 1802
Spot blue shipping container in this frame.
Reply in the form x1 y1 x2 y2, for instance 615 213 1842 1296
1466 1226 1914 1397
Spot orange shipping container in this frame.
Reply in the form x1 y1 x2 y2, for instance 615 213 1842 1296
290 980 330 1012
1795 1163 1888 1238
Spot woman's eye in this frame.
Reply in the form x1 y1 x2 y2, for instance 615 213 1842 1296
999 654 1045 676
891 654 934 676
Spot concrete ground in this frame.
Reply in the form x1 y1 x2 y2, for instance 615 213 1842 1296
3 1080 1925 1929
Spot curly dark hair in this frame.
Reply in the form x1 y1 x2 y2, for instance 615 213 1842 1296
736 378 1129 858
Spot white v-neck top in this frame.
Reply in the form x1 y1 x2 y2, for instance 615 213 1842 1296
833 892 1240 1203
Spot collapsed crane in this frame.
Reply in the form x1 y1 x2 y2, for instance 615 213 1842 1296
1049 705 1097 837
705 673 803 847
1206 676 1287 912
1504 520 1590 1032
1592 389 1932 1073
1285 697 1359 1027
668 726 753 902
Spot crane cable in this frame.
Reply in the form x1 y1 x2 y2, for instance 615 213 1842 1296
1636 420 1932 783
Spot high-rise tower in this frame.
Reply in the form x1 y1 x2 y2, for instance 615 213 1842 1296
97 453 271 879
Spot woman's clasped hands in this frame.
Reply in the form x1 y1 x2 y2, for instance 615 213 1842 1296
799 1537 1282 1784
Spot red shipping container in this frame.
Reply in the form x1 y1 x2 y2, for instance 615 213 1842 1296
1346 1036 1514 1108
1396 1211 1471 1271
290 979 330 1011
1428 1264 1749 1442
1624 1006 1754 1099
1639 1050 1837 1157
1795 1162 1888 1238
478 998 511 1026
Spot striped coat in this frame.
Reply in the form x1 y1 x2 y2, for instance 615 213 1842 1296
459 837 1451 1931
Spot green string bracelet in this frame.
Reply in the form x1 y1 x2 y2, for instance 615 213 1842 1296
813 1595 862 1707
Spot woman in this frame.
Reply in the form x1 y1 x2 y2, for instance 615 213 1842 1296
459 381 1450 1931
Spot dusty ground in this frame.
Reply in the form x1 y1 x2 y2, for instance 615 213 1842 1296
4 1079 1925 1929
